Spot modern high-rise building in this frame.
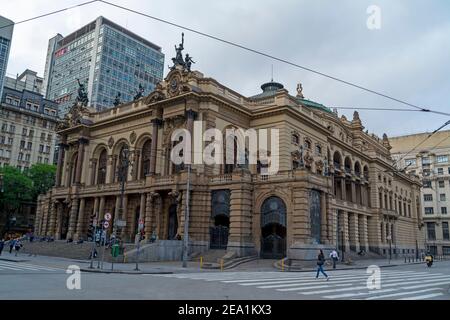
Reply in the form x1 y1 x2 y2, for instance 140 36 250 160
43 16 164 118
390 131 450 256
0 16 14 100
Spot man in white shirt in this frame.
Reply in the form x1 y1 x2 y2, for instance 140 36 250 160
330 249 339 269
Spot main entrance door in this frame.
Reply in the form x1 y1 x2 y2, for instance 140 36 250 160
260 196 287 259
210 190 230 249
210 214 229 249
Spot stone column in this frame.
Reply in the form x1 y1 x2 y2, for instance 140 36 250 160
351 181 356 203
341 178 346 201
106 155 114 183
339 211 350 252
75 138 88 185
348 213 360 252
144 193 154 240
381 221 386 244
93 197 99 220
55 202 63 240
149 118 162 175
55 137 67 187
228 184 254 256
359 214 369 251
98 196 105 218
320 193 329 243
89 158 97 185
67 198 79 240
75 198 86 240
47 201 57 237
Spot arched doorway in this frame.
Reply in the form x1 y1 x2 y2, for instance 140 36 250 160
167 204 178 240
134 206 140 235
261 196 287 259
210 190 230 249
61 208 70 240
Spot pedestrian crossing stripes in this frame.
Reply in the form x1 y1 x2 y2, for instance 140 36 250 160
0 261 62 272
154 270 449 300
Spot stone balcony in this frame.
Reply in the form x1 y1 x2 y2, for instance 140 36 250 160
331 198 371 214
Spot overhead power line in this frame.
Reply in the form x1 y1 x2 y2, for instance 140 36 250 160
0 0 99 31
98 0 450 117
393 120 450 171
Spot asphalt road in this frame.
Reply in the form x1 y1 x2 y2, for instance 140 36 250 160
0 255 449 300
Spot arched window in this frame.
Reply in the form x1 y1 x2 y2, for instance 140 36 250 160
344 157 352 174
97 149 107 184
170 135 185 174
354 162 361 177
315 144 322 155
141 139 152 179
333 151 342 170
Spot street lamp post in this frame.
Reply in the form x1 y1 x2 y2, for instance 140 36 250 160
182 163 191 268
339 227 345 262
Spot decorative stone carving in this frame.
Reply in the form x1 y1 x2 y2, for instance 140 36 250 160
296 83 304 98
304 151 314 168
315 159 324 172
57 102 91 130
108 136 114 149
130 131 137 144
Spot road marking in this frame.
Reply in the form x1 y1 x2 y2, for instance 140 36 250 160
366 288 442 300
0 261 61 272
399 293 444 300
324 288 398 299
252 273 440 288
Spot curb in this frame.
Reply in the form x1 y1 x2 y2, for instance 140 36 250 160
80 268 174 275
0 258 30 262
273 260 431 272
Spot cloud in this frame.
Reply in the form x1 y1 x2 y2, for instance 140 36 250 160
2 0 449 137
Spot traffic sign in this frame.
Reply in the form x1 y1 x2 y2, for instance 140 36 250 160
103 221 110 229
93 218 98 226
139 218 144 225
104 213 112 221
138 223 144 231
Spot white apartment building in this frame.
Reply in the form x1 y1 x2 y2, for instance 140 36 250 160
0 70 58 170
390 130 450 256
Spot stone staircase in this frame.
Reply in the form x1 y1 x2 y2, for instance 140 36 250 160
19 240 95 260
191 249 258 269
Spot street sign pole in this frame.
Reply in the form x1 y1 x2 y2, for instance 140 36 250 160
89 221 98 269
135 220 144 271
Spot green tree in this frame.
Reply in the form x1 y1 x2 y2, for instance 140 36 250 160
0 166 34 237
26 163 57 199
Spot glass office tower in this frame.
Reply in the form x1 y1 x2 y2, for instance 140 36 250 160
44 16 164 117
0 16 14 100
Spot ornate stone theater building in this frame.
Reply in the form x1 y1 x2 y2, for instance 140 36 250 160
35 42 425 260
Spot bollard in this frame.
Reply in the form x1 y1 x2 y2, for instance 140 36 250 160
220 259 224 271
404 256 407 263
200 256 203 269
281 259 284 272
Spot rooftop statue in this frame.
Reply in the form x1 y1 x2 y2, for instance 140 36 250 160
133 84 144 101
113 92 121 107
185 54 195 72
76 78 89 106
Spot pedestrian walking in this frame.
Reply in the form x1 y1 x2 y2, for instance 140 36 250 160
0 238 5 255
316 249 329 280
9 238 16 254
329 249 339 269
14 240 22 256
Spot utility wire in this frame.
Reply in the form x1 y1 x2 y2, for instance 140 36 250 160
99 0 450 117
0 0 100 31
393 120 450 171
1 0 447 117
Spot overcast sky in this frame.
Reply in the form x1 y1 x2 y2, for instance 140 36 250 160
2 0 449 138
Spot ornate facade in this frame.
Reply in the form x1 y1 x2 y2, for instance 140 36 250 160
35 64 424 260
